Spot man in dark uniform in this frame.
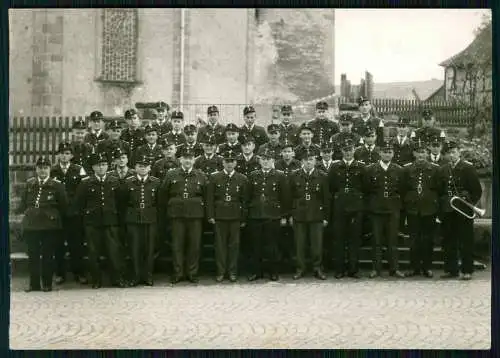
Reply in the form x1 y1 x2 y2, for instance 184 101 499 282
289 148 329 280
161 111 187 148
96 119 130 166
317 143 335 173
150 101 172 137
85 110 109 148
151 138 180 180
294 123 321 161
428 137 448 165
258 124 283 160
160 147 208 284
393 117 413 166
329 139 365 278
178 124 204 158
197 105 226 145
317 142 335 269
247 147 289 282
120 108 146 158
51 142 88 285
218 123 243 155
352 97 384 146
73 152 127 288
194 135 223 175
120 155 161 286
278 105 299 147
275 143 301 176
439 140 482 280
308 101 339 146
402 140 441 278
330 113 361 160
239 105 268 150
132 125 164 165
410 109 446 144
70 119 94 174
207 149 248 282
17 157 68 292
108 148 136 182
364 140 405 278
236 135 261 177
354 126 380 164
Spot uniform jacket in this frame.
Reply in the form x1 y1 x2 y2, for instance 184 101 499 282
194 154 223 175
308 118 340 146
354 145 380 165
151 120 173 137
393 136 413 166
279 123 299 147
132 143 164 166
50 163 86 211
70 141 94 173
151 157 180 180
352 115 384 146
288 168 330 222
438 159 482 214
275 158 301 177
107 167 136 184
177 141 204 158
84 130 109 148
160 168 208 219
120 175 161 224
18 177 68 231
73 174 121 226
247 169 289 220
217 141 243 155
120 127 146 154
316 159 335 173
239 124 269 149
294 143 321 160
330 132 361 160
328 159 366 212
428 153 449 166
364 161 403 213
411 126 445 143
207 171 249 221
258 142 283 160
197 123 226 145
236 153 261 177
96 139 131 165
401 161 441 215
161 131 187 148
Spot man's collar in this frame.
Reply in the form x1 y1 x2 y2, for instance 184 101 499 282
243 153 253 160
224 169 235 177
182 167 193 174
38 177 50 185
95 174 106 181
205 153 215 159
379 160 390 170
246 124 254 131
137 175 148 182
365 144 374 150
302 167 314 175
148 143 156 149
343 158 354 166
262 168 272 174
452 158 461 168
172 130 182 135
59 162 70 169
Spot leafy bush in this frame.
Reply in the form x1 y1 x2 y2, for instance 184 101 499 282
456 133 493 177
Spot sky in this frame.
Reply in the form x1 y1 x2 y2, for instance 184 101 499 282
334 9 491 84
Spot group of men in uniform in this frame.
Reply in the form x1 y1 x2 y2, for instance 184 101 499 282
18 98 483 292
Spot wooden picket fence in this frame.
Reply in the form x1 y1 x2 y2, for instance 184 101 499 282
9 99 479 165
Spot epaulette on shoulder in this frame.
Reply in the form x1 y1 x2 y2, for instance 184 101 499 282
82 176 90 181
150 175 160 181
27 177 36 184
125 176 135 182
52 178 61 183
404 162 412 167
463 160 473 165
275 169 285 175
210 171 219 176
332 160 341 163
430 162 440 167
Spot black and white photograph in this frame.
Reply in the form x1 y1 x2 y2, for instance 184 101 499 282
8 8 492 349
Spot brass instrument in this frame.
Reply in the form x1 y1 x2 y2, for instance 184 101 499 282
450 195 486 219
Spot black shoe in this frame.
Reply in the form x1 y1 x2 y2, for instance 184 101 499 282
422 270 433 278
405 270 421 277
390 270 405 278
54 276 65 285
269 273 279 281
334 272 345 279
171 276 183 284
188 276 199 284
128 280 138 287
314 270 327 280
247 273 262 281
92 281 102 289
215 275 224 283
460 273 472 281
440 272 459 279
293 271 304 280
369 270 380 279
229 274 238 282
42 286 53 292
77 276 88 285
347 272 360 279
144 279 154 286
112 280 127 288
24 286 41 293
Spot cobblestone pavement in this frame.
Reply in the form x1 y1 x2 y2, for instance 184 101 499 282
9 270 491 350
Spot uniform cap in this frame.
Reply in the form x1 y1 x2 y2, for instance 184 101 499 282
243 105 256 115
35 156 51 167
397 117 410 126
89 111 104 121
177 146 196 158
57 141 73 154
316 101 328 110
299 123 313 133
363 125 376 136
357 96 370 105
184 124 197 134
207 105 219 115
411 139 427 152
422 109 433 118
113 148 127 159
106 119 122 130
135 154 152 166
381 140 394 151
201 135 217 145
281 105 293 114
267 124 280 134
72 119 87 130
429 136 443 146
338 103 359 111
239 134 255 145
171 111 184 120
221 149 238 161
281 142 294 150
257 147 274 159
124 108 138 119
158 138 175 148
320 142 333 152
443 139 459 153
144 124 158 134
341 138 355 150
339 113 353 123
156 101 170 111
298 147 319 160
89 152 108 166
225 123 239 133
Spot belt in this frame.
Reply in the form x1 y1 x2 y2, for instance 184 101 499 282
417 184 423 195
305 194 311 201
225 194 232 202
183 192 189 199
139 203 145 209
383 192 389 198
34 203 40 208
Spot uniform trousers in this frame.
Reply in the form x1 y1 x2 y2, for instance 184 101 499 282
323 222 335 270
170 218 202 278
85 225 125 284
294 221 324 272
441 211 474 274
279 225 295 268
333 210 362 274
248 220 280 275
25 230 58 289
407 214 435 272
55 215 85 278
127 223 157 282
371 212 400 272
214 221 241 276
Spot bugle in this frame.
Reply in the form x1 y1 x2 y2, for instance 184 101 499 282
450 195 486 219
